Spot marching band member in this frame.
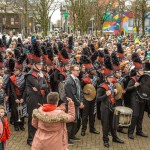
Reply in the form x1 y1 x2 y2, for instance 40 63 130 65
96 50 105 120
126 53 148 139
42 44 54 92
97 55 124 148
111 52 127 134
81 66 100 136
0 52 5 77
25 41 48 146
117 43 124 62
144 54 150 117
9 54 27 131
111 52 125 106
53 48 70 92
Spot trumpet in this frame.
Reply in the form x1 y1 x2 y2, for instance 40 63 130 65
17 103 23 122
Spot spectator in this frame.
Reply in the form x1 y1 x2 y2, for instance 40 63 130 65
31 92 75 150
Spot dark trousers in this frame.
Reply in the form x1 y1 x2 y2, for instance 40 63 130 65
115 99 123 106
67 106 79 139
0 142 4 150
97 101 101 120
82 100 96 132
100 102 117 142
11 103 24 128
128 97 146 135
9 97 14 123
115 99 124 131
67 122 78 139
26 97 39 142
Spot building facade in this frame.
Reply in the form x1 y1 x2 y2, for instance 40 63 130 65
0 13 22 34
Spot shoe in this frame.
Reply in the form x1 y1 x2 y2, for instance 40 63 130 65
68 140 74 146
113 138 124 144
20 126 25 131
10 120 14 125
108 132 111 136
97 116 101 120
128 134 134 139
81 131 85 136
117 129 127 134
27 141 32 146
136 132 148 137
90 130 100 134
104 142 109 148
14 127 19 131
70 137 80 141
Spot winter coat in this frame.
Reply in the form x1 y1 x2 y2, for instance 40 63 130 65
31 103 75 150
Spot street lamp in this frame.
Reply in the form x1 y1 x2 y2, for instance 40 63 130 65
90 17 94 34
60 3 66 31
63 10 69 33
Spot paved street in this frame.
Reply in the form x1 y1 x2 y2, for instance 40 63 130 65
7 114 150 150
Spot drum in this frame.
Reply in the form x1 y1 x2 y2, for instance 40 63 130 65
114 106 133 127
137 73 150 100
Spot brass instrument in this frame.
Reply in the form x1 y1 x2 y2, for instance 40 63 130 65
17 103 23 122
83 84 96 101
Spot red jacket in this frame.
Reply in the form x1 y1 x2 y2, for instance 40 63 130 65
0 117 10 142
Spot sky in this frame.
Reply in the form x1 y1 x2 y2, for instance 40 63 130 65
51 9 61 24
51 0 64 23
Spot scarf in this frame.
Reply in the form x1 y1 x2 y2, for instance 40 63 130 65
42 104 57 112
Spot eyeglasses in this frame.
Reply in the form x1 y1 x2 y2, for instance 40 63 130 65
74 69 80 72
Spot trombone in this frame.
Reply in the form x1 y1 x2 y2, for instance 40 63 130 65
17 103 23 122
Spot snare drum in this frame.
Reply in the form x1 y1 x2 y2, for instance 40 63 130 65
114 106 133 127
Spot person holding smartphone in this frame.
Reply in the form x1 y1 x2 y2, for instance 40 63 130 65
31 93 75 150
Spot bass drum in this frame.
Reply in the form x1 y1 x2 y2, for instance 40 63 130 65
137 73 150 100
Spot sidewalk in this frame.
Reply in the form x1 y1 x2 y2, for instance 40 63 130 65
7 114 150 150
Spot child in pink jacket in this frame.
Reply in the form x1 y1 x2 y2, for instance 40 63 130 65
31 92 75 150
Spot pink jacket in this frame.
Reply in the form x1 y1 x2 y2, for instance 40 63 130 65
31 103 75 150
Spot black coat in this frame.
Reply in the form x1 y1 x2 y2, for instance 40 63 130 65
125 78 137 107
97 86 110 108
25 69 48 108
65 75 83 107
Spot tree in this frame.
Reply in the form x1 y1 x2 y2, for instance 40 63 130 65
130 0 150 36
66 0 95 34
0 0 15 33
29 0 60 36
92 0 116 35
66 0 117 35
65 0 78 33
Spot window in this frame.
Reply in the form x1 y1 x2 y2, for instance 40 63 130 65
145 19 150 27
3 18 6 25
128 18 134 27
11 18 14 25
